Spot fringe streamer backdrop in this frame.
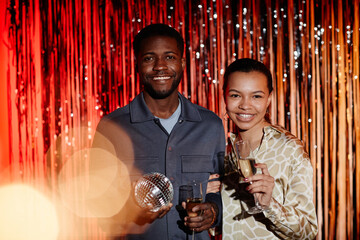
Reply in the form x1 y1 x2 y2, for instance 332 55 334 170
0 0 359 239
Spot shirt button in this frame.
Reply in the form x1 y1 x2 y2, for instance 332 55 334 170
168 146 172 151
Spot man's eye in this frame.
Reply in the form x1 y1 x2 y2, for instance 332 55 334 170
166 55 176 60
143 57 153 61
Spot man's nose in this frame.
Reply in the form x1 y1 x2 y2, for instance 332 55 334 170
153 58 167 71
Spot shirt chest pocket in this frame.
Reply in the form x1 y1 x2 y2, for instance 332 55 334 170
181 155 215 184
181 155 214 172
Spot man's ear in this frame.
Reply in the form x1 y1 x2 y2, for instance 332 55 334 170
134 56 139 73
181 57 186 70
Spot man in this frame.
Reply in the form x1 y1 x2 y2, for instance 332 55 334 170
92 23 225 240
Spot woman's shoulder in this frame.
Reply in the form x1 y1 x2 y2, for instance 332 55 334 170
264 125 310 162
264 125 308 158
265 125 305 147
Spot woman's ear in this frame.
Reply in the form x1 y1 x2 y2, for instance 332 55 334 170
266 91 273 108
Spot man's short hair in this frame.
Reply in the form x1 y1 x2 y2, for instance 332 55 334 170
133 23 184 56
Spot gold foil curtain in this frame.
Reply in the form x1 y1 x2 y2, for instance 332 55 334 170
1 0 359 239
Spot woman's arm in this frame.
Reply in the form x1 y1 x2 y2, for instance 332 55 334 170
253 148 318 239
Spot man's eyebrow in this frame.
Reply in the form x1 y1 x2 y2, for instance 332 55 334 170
141 51 179 56
140 52 155 56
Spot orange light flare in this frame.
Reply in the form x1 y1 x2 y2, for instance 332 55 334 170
54 124 151 237
57 148 132 219
0 184 59 240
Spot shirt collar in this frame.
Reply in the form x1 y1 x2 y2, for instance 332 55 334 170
263 125 282 141
229 125 282 142
129 92 202 123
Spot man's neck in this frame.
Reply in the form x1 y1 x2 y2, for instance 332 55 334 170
143 91 180 119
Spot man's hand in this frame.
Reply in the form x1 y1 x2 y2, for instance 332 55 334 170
134 203 173 225
182 202 218 232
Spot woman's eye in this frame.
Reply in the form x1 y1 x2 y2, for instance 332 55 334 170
229 94 240 98
253 95 263 99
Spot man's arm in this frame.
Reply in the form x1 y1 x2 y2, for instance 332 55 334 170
183 121 225 232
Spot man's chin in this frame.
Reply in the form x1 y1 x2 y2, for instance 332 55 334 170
148 91 173 99
143 80 180 99
145 87 177 99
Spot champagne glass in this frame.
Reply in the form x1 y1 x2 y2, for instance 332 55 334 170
234 140 265 214
179 185 193 207
186 180 203 240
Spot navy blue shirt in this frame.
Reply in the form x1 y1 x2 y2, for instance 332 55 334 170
93 92 225 240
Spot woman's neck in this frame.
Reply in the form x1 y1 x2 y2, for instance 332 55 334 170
237 121 270 149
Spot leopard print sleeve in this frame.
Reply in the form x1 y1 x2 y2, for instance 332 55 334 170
262 138 318 239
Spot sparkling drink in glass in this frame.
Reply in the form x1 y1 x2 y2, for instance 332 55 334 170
235 140 265 214
185 180 203 240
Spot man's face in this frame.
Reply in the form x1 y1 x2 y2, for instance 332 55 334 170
136 36 185 99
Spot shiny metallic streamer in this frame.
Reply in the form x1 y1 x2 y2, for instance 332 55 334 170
1 0 359 239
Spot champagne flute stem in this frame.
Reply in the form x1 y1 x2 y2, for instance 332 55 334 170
192 230 194 240
253 193 262 209
253 193 259 205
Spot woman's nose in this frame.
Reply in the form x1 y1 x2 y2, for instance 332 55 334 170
238 98 250 109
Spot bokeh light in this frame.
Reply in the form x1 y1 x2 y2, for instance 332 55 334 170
58 148 132 218
0 184 59 240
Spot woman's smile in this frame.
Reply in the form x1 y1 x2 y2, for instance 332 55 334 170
225 71 271 136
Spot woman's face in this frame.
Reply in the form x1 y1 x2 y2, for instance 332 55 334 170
225 71 271 133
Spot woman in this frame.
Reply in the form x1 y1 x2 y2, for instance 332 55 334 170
221 58 318 239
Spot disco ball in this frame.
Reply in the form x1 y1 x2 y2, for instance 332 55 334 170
134 172 174 212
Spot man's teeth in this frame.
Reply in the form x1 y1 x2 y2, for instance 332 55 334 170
238 114 253 119
153 76 171 80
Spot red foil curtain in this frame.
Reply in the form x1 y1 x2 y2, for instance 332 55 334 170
0 0 359 239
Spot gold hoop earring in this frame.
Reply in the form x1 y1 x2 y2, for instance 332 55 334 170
223 112 229 121
265 109 271 123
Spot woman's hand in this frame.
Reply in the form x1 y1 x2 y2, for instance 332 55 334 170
245 163 274 207
206 174 221 193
